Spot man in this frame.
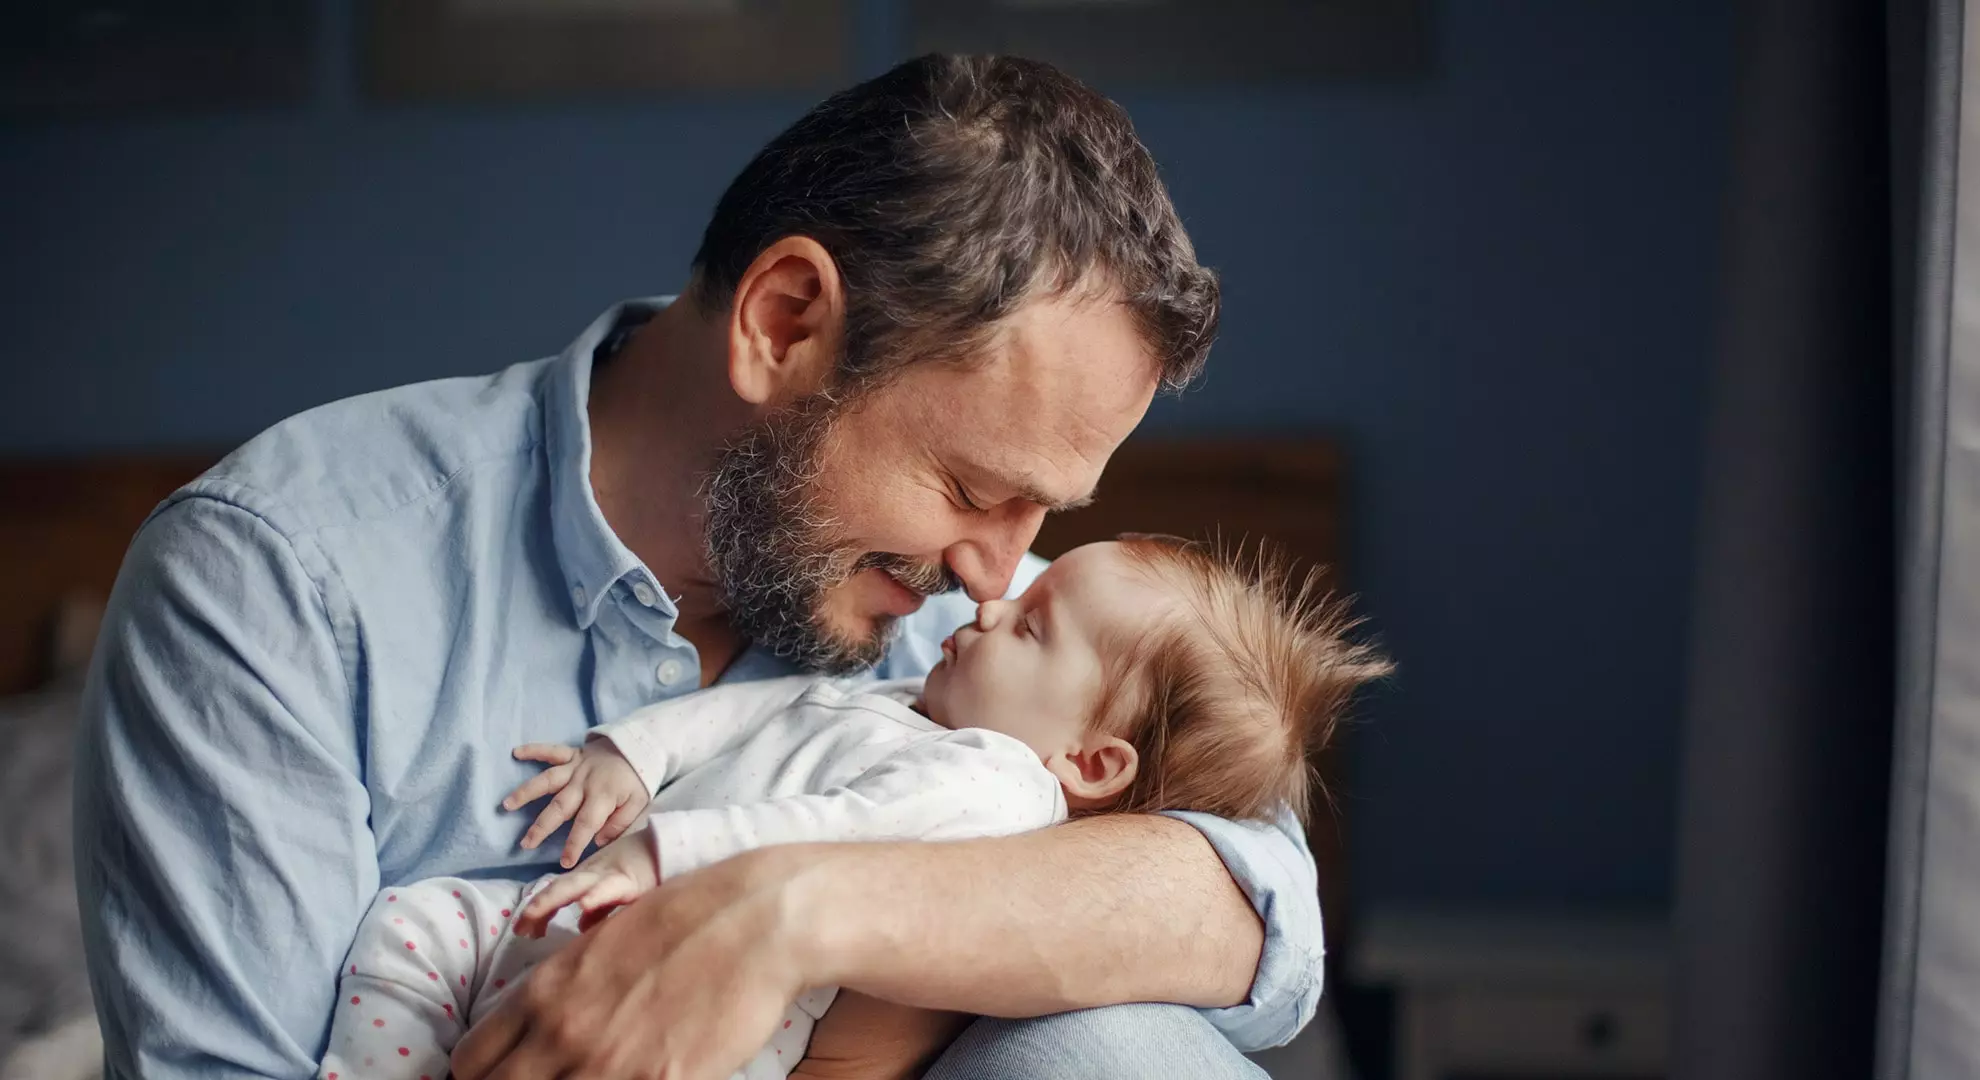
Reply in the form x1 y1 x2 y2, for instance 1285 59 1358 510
75 55 1322 1079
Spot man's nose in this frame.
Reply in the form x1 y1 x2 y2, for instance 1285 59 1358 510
948 541 1028 604
946 507 1046 603
949 551 1016 604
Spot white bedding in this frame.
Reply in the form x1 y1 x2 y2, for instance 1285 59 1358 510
0 683 100 1078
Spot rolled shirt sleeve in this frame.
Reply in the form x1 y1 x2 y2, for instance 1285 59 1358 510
1161 805 1325 1053
74 494 377 1078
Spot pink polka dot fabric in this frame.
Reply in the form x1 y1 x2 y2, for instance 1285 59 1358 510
316 875 827 1079
316 876 558 1079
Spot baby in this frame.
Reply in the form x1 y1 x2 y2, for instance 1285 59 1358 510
317 536 1388 1080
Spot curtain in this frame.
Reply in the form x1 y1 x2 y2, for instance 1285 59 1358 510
1880 0 1980 1074
1673 1 1913 1076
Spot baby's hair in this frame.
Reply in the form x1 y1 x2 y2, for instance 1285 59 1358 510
1092 534 1392 824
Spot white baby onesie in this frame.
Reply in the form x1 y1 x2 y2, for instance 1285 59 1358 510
320 675 1066 1080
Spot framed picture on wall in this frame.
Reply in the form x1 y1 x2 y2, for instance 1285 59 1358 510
0 1 313 119
907 0 1433 86
364 0 849 101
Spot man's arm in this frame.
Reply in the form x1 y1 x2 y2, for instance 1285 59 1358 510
1160 805 1326 1050
799 814 1264 1014
802 810 1324 1054
75 495 376 1078
454 810 1312 1079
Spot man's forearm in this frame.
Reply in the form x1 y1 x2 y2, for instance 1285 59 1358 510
787 814 1263 1017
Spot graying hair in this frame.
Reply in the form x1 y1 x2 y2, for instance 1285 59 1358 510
690 53 1220 399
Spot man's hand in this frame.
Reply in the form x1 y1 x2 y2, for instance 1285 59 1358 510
506 740 650 867
513 827 663 938
792 992 971 1080
451 846 812 1080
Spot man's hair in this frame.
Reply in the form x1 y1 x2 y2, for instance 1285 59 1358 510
689 53 1219 396
1094 536 1393 824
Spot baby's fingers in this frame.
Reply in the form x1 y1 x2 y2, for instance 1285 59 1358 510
512 743 578 766
574 877 641 933
518 786 585 851
501 762 575 813
595 798 646 848
516 872 595 938
560 796 620 869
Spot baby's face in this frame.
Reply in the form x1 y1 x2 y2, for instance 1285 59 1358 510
921 541 1181 755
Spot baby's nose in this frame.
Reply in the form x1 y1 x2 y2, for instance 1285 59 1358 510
975 599 1012 631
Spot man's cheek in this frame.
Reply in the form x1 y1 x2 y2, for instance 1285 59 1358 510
837 508 962 563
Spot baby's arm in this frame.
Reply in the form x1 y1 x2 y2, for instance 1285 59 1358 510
590 674 818 791
516 730 1064 934
648 728 1065 879
503 675 819 866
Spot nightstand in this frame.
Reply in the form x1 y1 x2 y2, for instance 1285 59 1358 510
1349 911 1669 1080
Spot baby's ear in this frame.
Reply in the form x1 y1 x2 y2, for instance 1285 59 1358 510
1047 735 1139 807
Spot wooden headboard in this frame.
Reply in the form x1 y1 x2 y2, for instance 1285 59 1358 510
0 437 1358 935
0 454 219 696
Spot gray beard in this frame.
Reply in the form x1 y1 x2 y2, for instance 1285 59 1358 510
699 393 960 674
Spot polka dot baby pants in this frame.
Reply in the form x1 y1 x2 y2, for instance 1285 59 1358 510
319 875 832 1080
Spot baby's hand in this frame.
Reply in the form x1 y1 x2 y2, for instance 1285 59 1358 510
505 740 651 868
512 828 661 938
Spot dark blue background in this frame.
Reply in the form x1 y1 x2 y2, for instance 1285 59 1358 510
0 2 1733 913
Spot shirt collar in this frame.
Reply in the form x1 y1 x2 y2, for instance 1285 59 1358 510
545 296 679 629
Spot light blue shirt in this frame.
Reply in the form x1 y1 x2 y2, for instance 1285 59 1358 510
73 299 1324 1078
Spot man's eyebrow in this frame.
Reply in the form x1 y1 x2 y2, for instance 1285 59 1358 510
961 460 1095 512
1015 478 1095 513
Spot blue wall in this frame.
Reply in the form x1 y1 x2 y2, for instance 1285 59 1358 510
0 3 1731 911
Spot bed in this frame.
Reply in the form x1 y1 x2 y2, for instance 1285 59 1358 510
0 438 1360 1077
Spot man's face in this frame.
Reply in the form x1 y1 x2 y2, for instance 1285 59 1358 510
700 291 1159 673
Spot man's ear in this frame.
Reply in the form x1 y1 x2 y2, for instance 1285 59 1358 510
1046 734 1139 808
726 236 845 408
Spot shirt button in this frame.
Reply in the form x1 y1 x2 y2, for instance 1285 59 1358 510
656 658 687 686
571 585 588 608
632 580 659 607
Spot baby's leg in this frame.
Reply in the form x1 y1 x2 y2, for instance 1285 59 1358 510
466 874 588 1023
319 877 541 1080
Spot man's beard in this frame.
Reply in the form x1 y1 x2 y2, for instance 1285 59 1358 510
699 393 961 674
